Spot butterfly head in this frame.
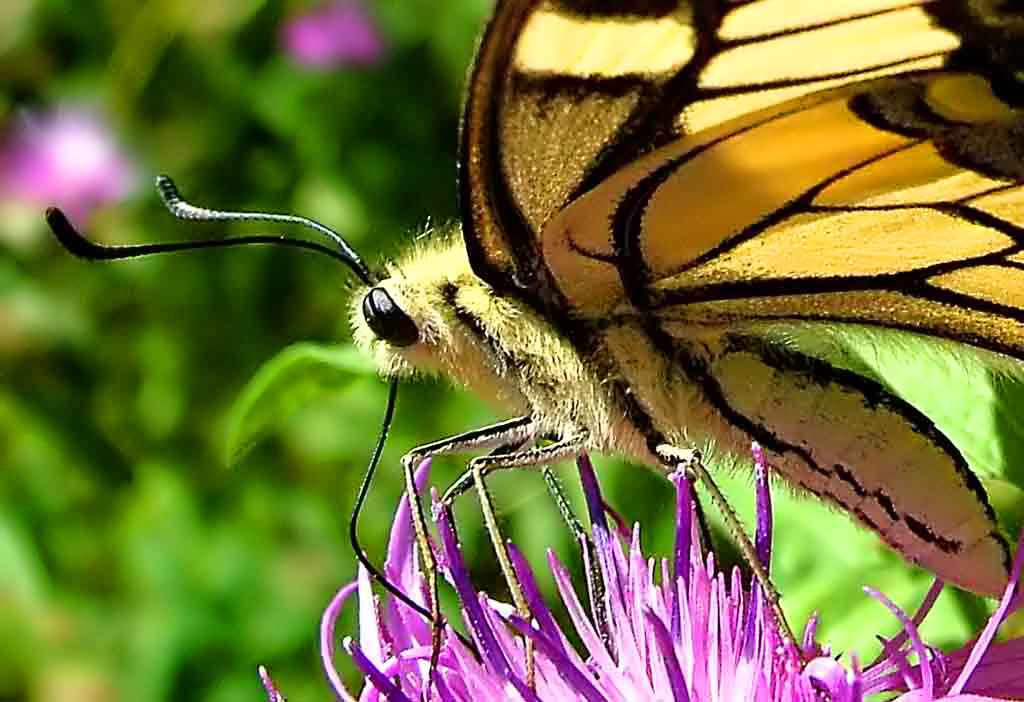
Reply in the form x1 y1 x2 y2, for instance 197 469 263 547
350 233 533 411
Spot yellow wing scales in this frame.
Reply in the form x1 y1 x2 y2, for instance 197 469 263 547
462 0 963 297
462 0 699 293
691 2 957 130
541 70 1024 355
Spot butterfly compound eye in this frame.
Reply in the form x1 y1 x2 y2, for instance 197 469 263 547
362 287 419 347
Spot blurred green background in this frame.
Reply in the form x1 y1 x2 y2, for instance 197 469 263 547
2 1 1023 701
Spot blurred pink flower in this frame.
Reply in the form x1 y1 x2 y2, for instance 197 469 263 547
0 107 137 225
280 1 386 69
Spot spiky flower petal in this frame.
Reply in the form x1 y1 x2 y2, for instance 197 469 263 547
270 449 1024 701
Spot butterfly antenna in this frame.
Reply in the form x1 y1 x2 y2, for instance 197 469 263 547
348 379 477 654
46 175 375 285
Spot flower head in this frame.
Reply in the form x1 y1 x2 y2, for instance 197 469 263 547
0 106 137 225
286 448 1024 701
280 1 386 69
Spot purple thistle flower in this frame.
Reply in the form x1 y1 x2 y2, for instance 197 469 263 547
268 448 1024 701
279 1 386 70
0 106 137 225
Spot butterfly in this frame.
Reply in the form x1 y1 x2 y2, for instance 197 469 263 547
43 0 1024 599
349 0 1024 598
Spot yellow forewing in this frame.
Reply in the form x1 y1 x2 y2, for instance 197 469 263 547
461 0 959 298
515 8 696 76
542 73 1024 357
691 4 956 130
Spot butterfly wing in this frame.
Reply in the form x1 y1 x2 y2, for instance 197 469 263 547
517 7 1024 593
460 0 959 304
459 0 1024 595
544 72 1024 347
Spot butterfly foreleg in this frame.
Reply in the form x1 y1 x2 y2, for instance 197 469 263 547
394 415 537 686
399 417 585 689
400 415 537 472
439 431 589 504
408 427 582 690
451 430 587 690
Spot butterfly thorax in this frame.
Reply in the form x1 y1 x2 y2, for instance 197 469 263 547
351 232 661 465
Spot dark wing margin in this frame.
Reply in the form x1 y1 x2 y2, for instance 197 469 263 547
459 0 537 296
459 0 960 304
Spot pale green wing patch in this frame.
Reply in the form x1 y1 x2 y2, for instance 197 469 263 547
789 324 1024 537
703 328 1010 596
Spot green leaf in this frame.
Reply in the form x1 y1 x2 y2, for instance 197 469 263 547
224 343 375 465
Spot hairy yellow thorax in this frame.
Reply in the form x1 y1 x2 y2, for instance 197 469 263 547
350 231 653 463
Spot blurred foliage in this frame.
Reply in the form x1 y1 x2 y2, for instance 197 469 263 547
1 1 1022 701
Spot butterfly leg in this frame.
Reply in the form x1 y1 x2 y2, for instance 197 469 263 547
452 432 588 690
419 431 587 689
439 432 588 503
439 436 619 657
401 415 537 472
444 433 589 607
393 416 536 686
656 443 797 650
539 466 614 651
